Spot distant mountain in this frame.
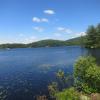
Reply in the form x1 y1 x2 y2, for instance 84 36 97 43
65 36 86 45
0 36 86 49
28 39 66 47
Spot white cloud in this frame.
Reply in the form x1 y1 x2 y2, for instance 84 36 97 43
44 10 55 15
32 17 48 23
57 27 72 33
75 32 86 37
32 17 41 22
33 27 44 32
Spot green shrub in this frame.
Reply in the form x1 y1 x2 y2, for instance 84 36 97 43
55 87 79 100
74 56 100 94
48 82 58 98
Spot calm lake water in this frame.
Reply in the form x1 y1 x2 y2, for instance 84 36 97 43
0 46 100 100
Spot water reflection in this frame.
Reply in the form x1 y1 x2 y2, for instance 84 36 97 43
87 48 100 64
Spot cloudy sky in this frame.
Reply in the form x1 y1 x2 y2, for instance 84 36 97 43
0 0 100 44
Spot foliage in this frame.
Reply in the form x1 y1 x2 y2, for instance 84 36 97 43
48 82 58 98
49 56 100 99
85 23 100 48
56 70 72 90
74 56 96 80
48 70 72 99
74 56 100 94
29 39 66 47
0 43 27 49
0 37 85 49
65 36 86 46
56 70 65 79
85 66 100 92
55 87 79 100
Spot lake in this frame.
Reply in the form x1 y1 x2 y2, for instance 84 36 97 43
0 46 100 100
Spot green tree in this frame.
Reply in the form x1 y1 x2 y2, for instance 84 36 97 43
85 23 100 48
95 23 100 48
85 25 97 48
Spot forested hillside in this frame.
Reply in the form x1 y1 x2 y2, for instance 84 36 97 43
0 37 84 49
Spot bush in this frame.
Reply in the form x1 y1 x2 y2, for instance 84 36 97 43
74 56 100 94
48 82 58 98
49 56 100 100
55 87 79 100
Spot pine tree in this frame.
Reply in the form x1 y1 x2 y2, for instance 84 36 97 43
85 25 97 48
95 23 100 48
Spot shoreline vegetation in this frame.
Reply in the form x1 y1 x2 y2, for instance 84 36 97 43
48 56 100 100
85 23 100 49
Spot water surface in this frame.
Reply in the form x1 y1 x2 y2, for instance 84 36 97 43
0 46 99 100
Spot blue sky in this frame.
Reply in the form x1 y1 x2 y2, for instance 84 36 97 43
0 0 100 44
